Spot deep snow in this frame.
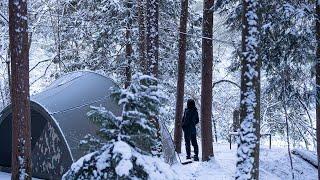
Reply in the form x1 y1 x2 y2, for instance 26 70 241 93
0 143 317 180
171 143 317 180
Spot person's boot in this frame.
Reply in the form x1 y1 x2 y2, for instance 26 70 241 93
186 155 191 160
193 155 199 161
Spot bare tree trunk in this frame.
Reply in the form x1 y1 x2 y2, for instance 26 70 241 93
9 0 32 179
284 103 295 180
232 109 240 143
125 0 133 88
316 1 320 178
233 109 240 132
49 1 62 70
200 0 214 161
0 83 5 108
27 32 32 52
213 118 218 142
146 0 159 77
236 0 261 179
138 0 147 74
56 1 62 70
173 0 189 154
6 60 11 93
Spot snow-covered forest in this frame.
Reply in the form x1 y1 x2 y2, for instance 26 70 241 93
0 0 319 179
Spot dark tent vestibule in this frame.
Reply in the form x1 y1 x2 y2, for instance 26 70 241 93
0 71 122 179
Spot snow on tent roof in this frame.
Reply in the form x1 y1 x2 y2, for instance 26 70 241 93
0 71 122 179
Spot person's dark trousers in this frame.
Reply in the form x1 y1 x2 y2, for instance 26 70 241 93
184 132 199 158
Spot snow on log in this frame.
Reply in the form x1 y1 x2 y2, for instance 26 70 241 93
292 149 318 168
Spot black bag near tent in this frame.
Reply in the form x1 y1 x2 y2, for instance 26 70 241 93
0 71 122 179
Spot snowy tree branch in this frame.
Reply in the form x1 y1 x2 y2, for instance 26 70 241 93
212 79 240 89
0 12 8 24
29 58 52 72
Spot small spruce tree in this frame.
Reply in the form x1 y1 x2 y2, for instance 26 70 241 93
63 73 175 180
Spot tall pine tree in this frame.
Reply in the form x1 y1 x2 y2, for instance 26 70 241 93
201 0 214 161
174 0 189 154
138 0 147 73
125 0 133 88
146 0 159 77
9 0 32 179
236 0 261 179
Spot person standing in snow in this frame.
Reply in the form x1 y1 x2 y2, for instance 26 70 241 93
182 99 199 161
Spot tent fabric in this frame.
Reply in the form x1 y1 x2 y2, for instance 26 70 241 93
0 71 122 179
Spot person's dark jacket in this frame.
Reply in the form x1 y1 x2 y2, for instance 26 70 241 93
182 108 199 135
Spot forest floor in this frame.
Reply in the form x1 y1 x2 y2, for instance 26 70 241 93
172 143 317 180
0 143 317 180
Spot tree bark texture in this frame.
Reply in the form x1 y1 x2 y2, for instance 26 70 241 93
284 104 295 180
9 0 32 179
146 0 159 77
233 109 240 132
125 0 133 88
138 0 147 74
236 0 261 179
174 0 189 154
200 0 214 161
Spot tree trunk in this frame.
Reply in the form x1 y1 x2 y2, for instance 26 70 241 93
233 109 240 132
56 3 62 70
138 0 147 74
213 118 218 142
232 109 240 143
0 83 5 108
316 0 320 178
125 0 133 88
173 0 189 154
9 0 32 179
284 103 295 180
236 0 261 179
200 0 214 161
6 60 11 93
146 0 159 77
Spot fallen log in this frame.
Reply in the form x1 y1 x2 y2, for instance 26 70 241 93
292 149 318 168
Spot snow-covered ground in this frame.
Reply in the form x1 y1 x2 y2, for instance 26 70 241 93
171 143 317 180
0 172 41 180
0 172 10 179
0 143 316 180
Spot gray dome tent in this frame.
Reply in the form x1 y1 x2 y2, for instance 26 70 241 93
0 71 122 179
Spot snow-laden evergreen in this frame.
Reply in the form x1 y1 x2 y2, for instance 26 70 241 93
63 73 177 179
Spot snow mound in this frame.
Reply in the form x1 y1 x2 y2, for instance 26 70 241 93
135 153 179 180
63 141 179 179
